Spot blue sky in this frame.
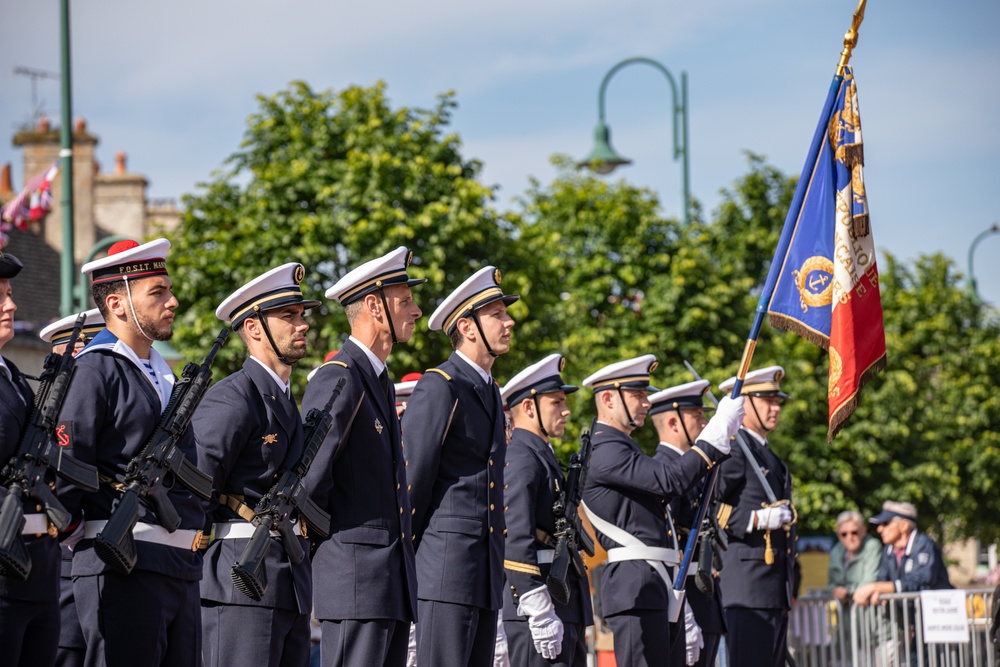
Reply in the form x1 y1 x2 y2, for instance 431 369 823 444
2 0 998 306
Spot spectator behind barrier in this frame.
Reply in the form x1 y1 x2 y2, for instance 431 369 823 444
828 510 882 605
853 501 951 607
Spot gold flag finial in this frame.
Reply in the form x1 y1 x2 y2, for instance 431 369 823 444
836 0 867 76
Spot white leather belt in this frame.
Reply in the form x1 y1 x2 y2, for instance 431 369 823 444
213 520 302 540
536 548 555 564
606 545 679 566
22 513 50 535
84 520 204 551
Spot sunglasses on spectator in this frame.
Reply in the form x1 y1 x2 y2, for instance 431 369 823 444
838 530 860 537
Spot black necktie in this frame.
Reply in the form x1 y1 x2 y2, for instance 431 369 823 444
378 369 391 401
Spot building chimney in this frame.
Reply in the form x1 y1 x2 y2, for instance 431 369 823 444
115 151 127 174
0 164 12 196
38 116 51 132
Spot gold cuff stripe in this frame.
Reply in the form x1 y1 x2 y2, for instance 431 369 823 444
716 503 733 531
229 290 304 323
504 559 542 576
442 287 504 333
426 368 452 381
338 269 409 302
690 446 713 468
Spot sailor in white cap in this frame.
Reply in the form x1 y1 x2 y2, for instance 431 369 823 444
579 356 744 667
499 354 592 667
190 263 320 667
40 308 105 355
402 265 517 667
38 308 105 667
57 238 206 666
649 379 724 667
0 251 59 667
713 366 795 667
300 246 423 667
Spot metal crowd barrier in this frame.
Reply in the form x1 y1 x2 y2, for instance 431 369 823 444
787 588 996 667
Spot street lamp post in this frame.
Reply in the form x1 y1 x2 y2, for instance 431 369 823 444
577 57 690 225
967 222 999 301
59 0 75 316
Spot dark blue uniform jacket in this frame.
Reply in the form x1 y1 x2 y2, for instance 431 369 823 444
0 357 59 603
401 352 506 611
58 330 203 581
501 428 593 626
876 530 952 593
193 358 311 613
301 338 417 622
581 423 726 617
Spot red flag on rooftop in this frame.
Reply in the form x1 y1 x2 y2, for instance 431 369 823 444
1 160 60 247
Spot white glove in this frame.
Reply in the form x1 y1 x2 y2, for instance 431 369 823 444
493 616 511 667
751 506 794 532
697 395 745 455
683 599 704 666
517 587 564 660
406 622 418 667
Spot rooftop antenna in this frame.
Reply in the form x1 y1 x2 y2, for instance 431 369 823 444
14 66 60 121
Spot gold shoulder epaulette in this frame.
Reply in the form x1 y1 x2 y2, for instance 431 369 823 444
321 360 349 369
716 502 733 531
426 368 451 381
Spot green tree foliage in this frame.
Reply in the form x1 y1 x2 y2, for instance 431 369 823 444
169 81 520 393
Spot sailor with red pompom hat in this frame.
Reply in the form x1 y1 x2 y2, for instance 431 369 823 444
57 238 208 666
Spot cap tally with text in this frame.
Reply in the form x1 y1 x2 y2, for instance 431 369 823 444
216 263 321 329
581 354 658 393
718 365 789 399
326 246 427 305
428 265 519 333
869 500 917 525
0 252 24 279
648 379 714 416
39 308 105 345
501 353 579 409
394 372 423 402
81 238 170 284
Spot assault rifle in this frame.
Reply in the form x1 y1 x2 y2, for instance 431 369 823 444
231 377 346 601
546 424 596 605
682 360 729 596
0 313 100 580
94 328 229 575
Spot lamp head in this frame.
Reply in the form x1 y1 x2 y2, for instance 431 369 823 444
577 122 631 175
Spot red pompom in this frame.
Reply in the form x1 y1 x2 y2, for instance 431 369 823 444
107 239 140 255
401 372 423 383
324 350 340 362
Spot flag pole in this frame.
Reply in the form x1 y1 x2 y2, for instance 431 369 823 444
673 0 869 592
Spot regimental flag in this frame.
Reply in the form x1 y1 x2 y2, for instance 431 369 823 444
1 160 60 247
765 66 886 440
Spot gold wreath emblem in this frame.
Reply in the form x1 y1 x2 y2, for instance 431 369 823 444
558 356 566 372
494 268 502 285
828 346 843 399
293 265 305 285
792 256 835 312
406 250 413 267
649 360 658 373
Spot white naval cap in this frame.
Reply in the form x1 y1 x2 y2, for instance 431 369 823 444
325 246 427 305
394 372 424 402
216 263 321 329
427 266 519 333
581 354 658 393
81 238 171 284
500 353 579 409
718 365 789 398
648 379 714 416
39 308 105 346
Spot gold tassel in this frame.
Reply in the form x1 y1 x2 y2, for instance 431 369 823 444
764 530 775 565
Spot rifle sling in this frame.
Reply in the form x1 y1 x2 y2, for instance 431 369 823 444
218 494 257 522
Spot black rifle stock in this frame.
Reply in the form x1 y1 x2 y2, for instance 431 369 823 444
0 313 99 580
546 423 595 605
94 328 229 575
231 377 345 601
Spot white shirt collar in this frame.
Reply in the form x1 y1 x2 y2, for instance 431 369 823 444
455 349 491 384
742 426 768 447
249 355 291 395
657 441 688 457
349 335 386 377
